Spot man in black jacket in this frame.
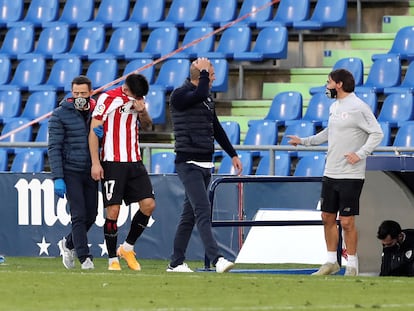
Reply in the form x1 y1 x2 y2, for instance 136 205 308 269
377 220 414 276
48 76 99 270
167 57 242 273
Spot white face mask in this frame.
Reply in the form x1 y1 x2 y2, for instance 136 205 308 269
74 97 90 110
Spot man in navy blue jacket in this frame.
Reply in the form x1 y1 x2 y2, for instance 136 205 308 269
48 76 98 270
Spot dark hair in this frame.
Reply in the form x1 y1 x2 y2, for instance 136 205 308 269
329 69 355 93
125 74 149 98
71 75 92 91
377 220 402 240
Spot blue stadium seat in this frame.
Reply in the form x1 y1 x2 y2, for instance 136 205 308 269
151 152 176 174
220 121 241 145
122 59 155 85
86 58 118 89
145 86 166 125
392 121 414 155
65 25 106 59
355 90 378 115
0 24 35 58
310 57 364 94
30 23 70 58
153 59 190 91
148 0 201 28
377 93 414 128
20 91 57 123
255 152 291 176
198 26 251 59
9 0 59 27
78 0 130 28
233 26 288 61
372 26 414 62
222 0 273 27
378 122 391 147
293 154 326 177
184 0 237 28
35 122 49 154
0 148 8 171
292 92 335 127
10 149 45 173
88 25 141 60
30 56 82 92
293 0 347 30
211 59 229 93
0 0 24 26
280 121 316 157
355 56 401 94
249 91 303 127
0 90 21 124
0 118 33 154
218 151 253 175
384 61 414 94
53 0 94 27
256 0 310 28
243 120 278 157
0 56 46 91
0 55 11 85
119 0 165 29
126 27 179 59
170 27 215 59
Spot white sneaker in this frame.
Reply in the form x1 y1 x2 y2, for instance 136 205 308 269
81 257 94 270
344 266 358 276
166 263 193 272
311 262 340 275
215 257 235 273
58 237 76 269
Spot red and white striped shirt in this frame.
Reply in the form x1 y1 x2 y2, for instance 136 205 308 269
92 87 142 162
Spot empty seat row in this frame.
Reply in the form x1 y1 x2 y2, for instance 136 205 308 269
0 23 288 64
1 0 346 31
0 148 45 173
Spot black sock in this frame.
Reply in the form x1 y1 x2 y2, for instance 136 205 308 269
104 218 118 258
125 210 149 245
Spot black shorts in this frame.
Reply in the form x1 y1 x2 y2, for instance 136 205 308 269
320 176 364 216
101 161 155 207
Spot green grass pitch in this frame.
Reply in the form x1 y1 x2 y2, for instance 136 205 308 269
1 257 414 311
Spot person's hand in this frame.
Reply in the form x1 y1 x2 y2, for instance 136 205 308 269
193 57 211 72
91 163 104 181
93 125 104 138
344 152 361 165
54 178 66 198
286 135 301 146
232 156 243 176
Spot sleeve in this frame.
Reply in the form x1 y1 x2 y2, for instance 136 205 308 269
170 73 210 110
355 108 384 160
301 128 329 146
47 111 65 180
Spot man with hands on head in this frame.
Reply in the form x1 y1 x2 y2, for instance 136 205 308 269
89 73 156 271
287 69 383 276
48 75 99 270
167 57 243 273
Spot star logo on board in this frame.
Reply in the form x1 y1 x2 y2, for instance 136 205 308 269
37 236 51 256
99 240 108 256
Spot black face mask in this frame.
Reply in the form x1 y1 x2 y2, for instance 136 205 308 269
383 244 400 254
325 88 337 99
74 97 90 110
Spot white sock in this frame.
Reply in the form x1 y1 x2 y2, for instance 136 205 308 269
109 257 119 264
122 242 134 252
327 251 338 264
347 254 358 268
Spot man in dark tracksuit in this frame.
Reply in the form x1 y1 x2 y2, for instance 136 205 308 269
167 57 243 273
48 76 98 270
